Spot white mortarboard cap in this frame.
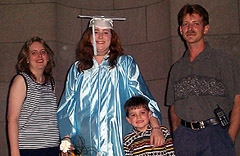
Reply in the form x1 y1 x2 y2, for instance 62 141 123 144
89 18 113 29
78 15 126 55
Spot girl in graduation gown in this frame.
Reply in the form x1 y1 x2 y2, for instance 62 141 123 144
57 17 163 156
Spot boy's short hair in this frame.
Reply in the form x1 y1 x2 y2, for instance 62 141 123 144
124 95 150 117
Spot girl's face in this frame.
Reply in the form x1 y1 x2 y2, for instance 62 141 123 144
91 27 112 56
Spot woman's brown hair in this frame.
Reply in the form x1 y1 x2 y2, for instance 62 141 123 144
77 27 124 72
16 36 55 82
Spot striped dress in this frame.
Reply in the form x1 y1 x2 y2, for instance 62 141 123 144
123 125 175 156
18 72 60 149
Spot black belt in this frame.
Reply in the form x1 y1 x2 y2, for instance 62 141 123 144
181 118 219 130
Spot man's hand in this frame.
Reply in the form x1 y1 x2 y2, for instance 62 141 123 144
228 94 240 142
170 105 181 132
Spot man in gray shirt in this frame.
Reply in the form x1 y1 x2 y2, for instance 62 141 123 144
166 4 240 156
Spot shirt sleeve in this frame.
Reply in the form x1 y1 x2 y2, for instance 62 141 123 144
165 67 175 106
218 53 240 102
57 62 79 139
160 126 175 154
126 55 162 124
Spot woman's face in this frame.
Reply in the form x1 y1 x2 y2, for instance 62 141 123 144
91 27 112 56
28 42 49 72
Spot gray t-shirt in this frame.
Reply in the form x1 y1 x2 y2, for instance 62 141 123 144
166 43 240 121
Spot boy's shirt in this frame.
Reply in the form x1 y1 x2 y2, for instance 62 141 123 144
123 125 175 156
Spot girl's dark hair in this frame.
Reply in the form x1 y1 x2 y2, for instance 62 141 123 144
77 27 124 72
16 36 55 82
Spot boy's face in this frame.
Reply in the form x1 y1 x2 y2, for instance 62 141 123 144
126 106 151 132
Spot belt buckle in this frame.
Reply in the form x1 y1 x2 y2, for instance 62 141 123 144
199 121 205 129
190 120 199 130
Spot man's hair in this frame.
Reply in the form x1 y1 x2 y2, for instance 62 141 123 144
16 36 55 82
77 27 124 72
124 95 150 117
178 4 209 26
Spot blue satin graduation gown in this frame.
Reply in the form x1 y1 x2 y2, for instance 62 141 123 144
57 55 161 156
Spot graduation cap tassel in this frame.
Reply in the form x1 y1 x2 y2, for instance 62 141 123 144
92 25 97 56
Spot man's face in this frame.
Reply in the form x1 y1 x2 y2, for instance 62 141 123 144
180 13 209 45
126 106 151 132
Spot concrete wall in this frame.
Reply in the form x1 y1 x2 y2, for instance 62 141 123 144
0 0 239 155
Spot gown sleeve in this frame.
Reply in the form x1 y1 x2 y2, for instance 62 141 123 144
125 55 162 124
57 62 80 139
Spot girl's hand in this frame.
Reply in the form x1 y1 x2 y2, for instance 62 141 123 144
60 137 75 156
150 127 165 149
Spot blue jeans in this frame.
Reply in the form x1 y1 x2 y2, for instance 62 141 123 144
20 146 59 156
173 125 235 156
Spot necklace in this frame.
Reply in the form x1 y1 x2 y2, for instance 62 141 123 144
35 76 45 84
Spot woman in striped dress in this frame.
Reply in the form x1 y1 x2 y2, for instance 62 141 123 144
7 37 60 156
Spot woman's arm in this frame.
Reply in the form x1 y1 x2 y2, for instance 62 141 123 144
7 75 26 156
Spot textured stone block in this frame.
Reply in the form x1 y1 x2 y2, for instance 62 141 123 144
56 4 82 44
0 43 22 81
124 39 172 81
0 83 9 123
114 0 161 9
55 42 78 82
0 122 8 156
0 0 29 4
147 0 171 42
58 0 113 9
0 3 56 43
32 0 56 2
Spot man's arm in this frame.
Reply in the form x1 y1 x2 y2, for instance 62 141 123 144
228 94 240 142
170 105 181 132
